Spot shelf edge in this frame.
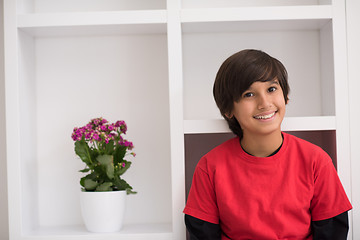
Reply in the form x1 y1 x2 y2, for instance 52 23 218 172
22 223 172 240
17 10 167 28
181 5 332 23
281 116 336 131
184 116 336 134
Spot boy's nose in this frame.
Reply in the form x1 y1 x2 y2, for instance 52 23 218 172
257 94 271 109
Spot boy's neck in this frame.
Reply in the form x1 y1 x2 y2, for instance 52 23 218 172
240 131 283 158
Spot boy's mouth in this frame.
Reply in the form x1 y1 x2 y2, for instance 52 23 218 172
253 111 276 120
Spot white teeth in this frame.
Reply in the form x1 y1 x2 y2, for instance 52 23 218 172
254 112 275 120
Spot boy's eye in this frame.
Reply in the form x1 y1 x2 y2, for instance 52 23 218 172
268 86 277 92
243 92 254 98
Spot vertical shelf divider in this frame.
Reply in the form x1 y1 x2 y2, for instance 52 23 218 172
167 0 186 239
332 0 353 238
332 0 352 197
4 0 22 239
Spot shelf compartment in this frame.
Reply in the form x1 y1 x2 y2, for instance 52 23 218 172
184 116 336 134
182 19 334 120
181 5 332 23
17 11 167 37
23 223 172 240
15 30 172 235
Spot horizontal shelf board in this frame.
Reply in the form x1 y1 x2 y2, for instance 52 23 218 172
18 24 167 37
17 10 167 36
181 18 331 33
184 116 336 134
23 223 172 239
182 0 332 9
184 119 230 134
281 116 336 131
181 5 332 23
18 10 167 27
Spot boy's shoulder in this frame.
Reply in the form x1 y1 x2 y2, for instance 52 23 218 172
196 137 239 172
284 132 325 153
206 136 240 157
283 132 332 165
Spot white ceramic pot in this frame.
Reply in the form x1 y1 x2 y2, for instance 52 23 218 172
80 190 126 233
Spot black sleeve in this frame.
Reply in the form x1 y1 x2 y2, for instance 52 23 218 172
185 211 349 240
312 211 349 240
185 214 221 240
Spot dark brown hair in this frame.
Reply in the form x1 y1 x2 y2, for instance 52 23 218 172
213 49 290 138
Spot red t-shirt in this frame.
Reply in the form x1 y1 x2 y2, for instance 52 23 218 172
183 132 352 240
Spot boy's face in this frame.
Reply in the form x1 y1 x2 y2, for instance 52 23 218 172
229 79 286 138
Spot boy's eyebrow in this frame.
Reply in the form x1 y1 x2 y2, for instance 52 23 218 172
269 79 280 85
245 79 280 92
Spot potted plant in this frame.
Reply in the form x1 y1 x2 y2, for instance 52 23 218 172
71 117 136 232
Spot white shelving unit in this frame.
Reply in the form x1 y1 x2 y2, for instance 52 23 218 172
3 0 353 239
347 1 360 239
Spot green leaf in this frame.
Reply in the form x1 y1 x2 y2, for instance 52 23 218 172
93 164 105 178
80 176 86 187
113 145 127 165
96 182 113 191
126 188 137 195
79 168 90 173
114 177 136 194
114 177 128 190
80 172 97 188
105 140 115 155
117 160 131 176
86 171 98 180
90 150 99 163
75 140 93 167
84 179 98 191
97 155 114 179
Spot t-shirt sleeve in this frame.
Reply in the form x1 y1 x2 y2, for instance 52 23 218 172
183 157 219 224
310 153 352 221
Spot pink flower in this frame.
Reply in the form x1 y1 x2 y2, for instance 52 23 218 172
88 123 93 128
76 131 82 139
120 140 134 150
93 118 100 126
108 132 117 140
93 133 100 141
122 162 126 168
72 118 134 155
115 120 123 127
117 136 124 145
120 125 127 134
85 132 92 140
71 133 77 141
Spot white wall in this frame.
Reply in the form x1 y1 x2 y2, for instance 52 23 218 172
0 0 9 239
347 0 360 238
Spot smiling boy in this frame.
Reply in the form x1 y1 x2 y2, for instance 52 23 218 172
183 49 352 239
